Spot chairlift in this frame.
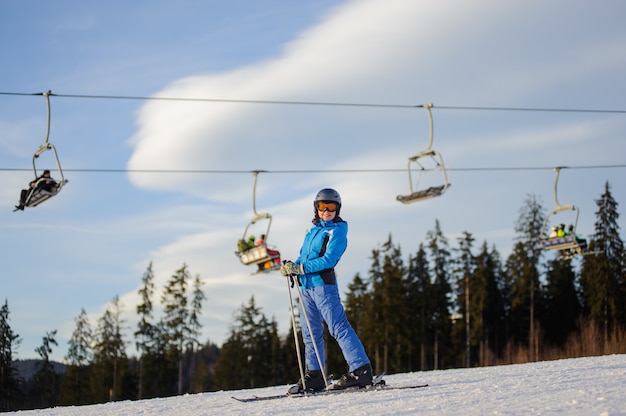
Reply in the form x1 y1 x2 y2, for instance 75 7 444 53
396 103 450 204
540 167 588 260
235 171 282 273
14 91 68 211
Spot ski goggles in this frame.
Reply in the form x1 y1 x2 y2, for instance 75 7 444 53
316 201 338 212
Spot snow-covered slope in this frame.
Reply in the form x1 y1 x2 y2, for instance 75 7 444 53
12 354 626 415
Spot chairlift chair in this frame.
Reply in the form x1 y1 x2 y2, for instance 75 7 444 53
25 143 67 207
16 91 68 210
540 167 587 260
397 103 450 204
235 171 282 273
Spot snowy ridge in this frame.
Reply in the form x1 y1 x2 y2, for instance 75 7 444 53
12 354 626 415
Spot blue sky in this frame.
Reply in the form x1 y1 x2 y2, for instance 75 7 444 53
1 0 625 361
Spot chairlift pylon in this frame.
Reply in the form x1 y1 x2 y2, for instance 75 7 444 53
540 167 588 259
14 90 68 211
396 103 450 204
235 171 282 273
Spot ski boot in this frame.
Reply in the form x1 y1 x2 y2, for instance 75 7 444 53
328 363 373 390
287 369 326 395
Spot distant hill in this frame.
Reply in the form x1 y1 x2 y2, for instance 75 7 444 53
13 359 66 381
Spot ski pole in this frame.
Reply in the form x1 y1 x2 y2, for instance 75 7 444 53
292 274 329 389
286 275 306 391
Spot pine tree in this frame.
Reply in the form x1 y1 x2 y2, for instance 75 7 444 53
134 264 172 399
239 299 278 387
143 321 173 398
32 330 59 408
541 258 580 346
426 220 453 369
213 296 282 389
362 245 384 373
66 309 93 366
188 276 206 351
406 243 433 371
0 300 22 411
344 273 368 336
369 236 407 374
362 236 409 373
213 333 246 390
580 181 625 347
61 308 93 405
92 296 127 402
135 262 156 399
262 317 284 386
186 275 206 393
161 263 191 395
506 194 544 360
452 231 476 368
192 340 220 392
472 243 507 364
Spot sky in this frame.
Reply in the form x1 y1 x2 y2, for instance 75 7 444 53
1 0 626 362
8 354 626 415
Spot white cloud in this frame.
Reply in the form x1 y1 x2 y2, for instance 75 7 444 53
125 1 485 193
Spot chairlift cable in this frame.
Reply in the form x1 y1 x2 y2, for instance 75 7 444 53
1 91 626 114
2 164 626 175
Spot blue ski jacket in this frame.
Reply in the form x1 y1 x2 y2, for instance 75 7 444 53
295 218 347 288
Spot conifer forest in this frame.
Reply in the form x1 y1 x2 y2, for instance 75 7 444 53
1 182 625 411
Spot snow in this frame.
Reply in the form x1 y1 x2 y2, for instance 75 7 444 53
11 354 626 415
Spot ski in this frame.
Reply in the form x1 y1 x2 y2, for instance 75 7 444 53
231 393 291 403
231 379 428 403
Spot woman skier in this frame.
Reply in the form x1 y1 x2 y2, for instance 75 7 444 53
281 188 373 394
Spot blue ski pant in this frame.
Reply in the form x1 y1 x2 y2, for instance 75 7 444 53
298 284 370 372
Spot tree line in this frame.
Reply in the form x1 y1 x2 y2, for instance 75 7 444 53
1 181 624 411
345 183 625 374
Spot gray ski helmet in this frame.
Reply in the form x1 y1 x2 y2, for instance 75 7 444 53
315 188 341 205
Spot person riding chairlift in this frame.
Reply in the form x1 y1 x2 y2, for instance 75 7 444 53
255 234 281 270
15 169 57 211
567 224 588 250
